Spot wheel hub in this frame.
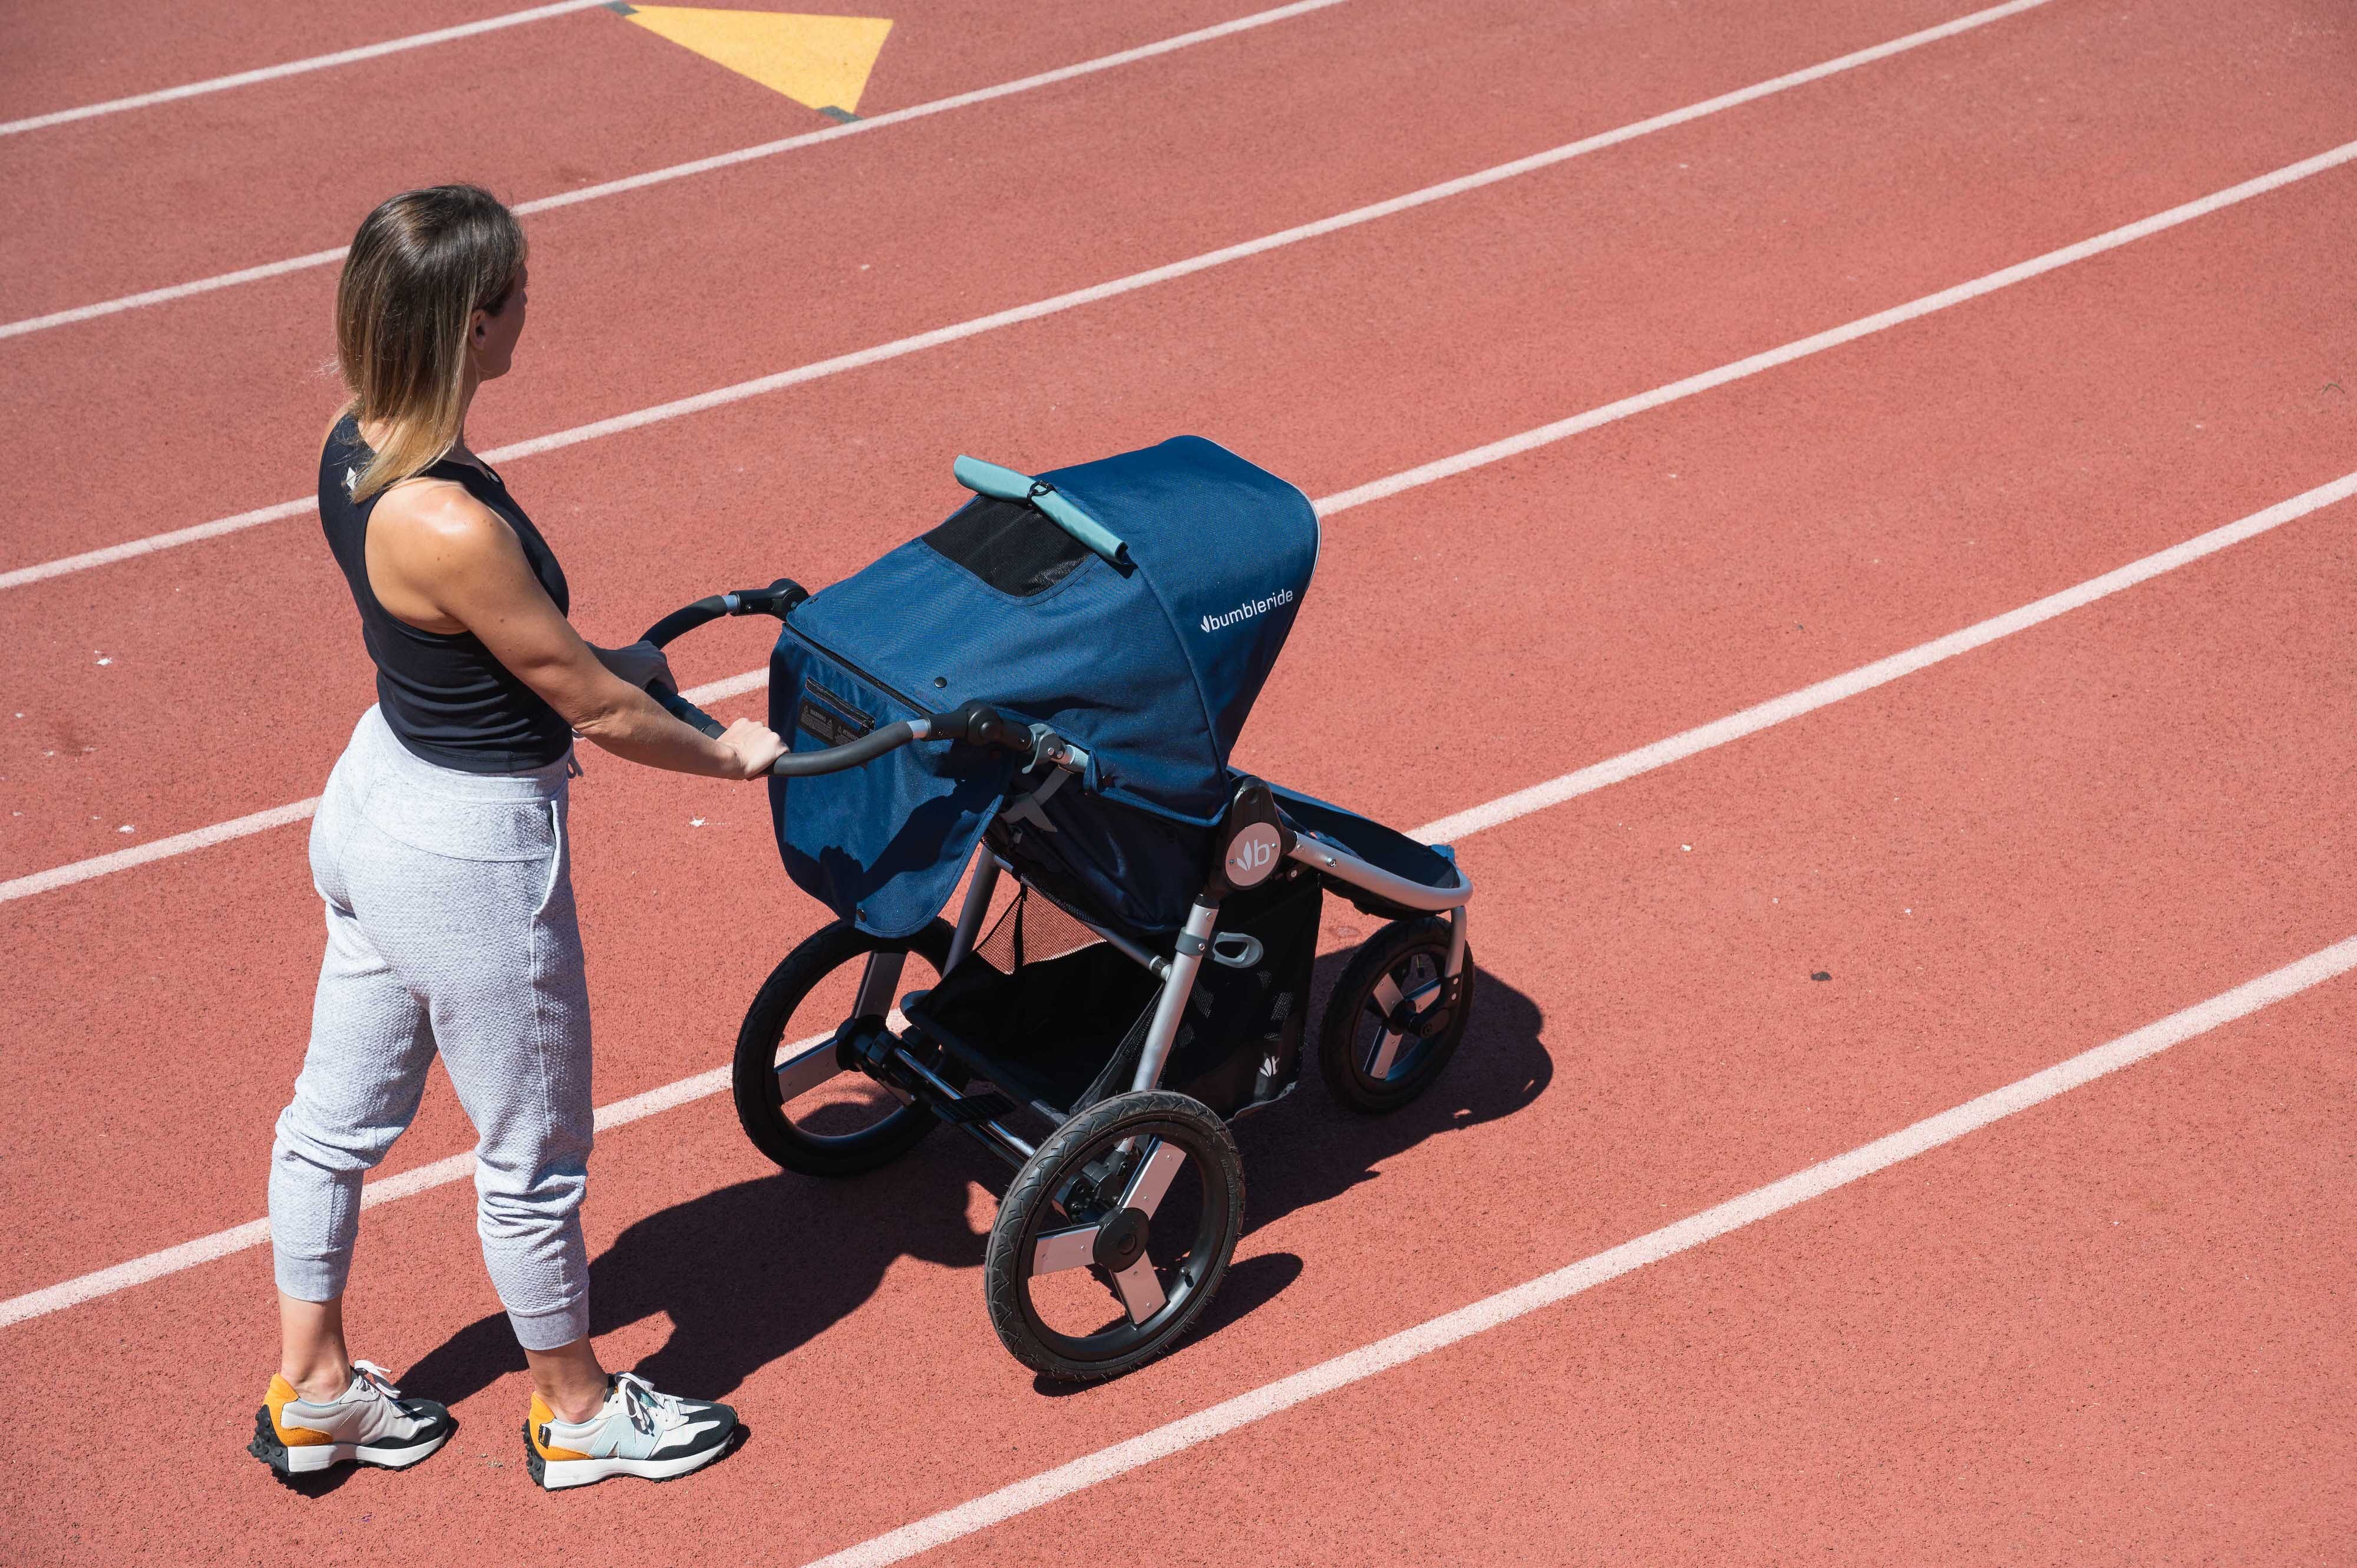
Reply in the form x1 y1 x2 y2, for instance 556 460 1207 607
1387 977 1450 1037
1091 1207 1151 1272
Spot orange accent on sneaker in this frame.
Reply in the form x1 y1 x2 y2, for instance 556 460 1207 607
266 1374 337 1446
526 1393 592 1461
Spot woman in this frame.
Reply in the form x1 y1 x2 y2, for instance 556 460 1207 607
256 185 781 1491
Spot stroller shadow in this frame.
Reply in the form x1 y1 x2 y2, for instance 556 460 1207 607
1029 950 1550 1391
404 953 1548 1409
1233 949 1552 1234
402 1149 992 1408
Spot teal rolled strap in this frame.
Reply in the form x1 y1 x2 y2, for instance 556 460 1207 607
952 454 1130 567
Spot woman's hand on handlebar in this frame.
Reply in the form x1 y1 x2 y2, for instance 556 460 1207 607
592 639 675 692
715 717 787 779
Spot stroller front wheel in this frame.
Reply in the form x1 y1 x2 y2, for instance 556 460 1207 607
731 917 956 1177
1318 916 1475 1113
985 1090 1244 1382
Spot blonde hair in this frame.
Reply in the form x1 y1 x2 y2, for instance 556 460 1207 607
334 185 526 501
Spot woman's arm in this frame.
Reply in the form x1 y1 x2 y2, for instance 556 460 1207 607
368 480 783 778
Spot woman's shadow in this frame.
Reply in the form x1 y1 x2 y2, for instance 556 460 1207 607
404 952 1549 1406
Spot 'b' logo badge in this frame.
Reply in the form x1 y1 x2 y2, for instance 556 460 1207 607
1227 823 1282 887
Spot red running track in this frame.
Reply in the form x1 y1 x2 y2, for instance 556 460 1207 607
0 0 2013 559
5 87 2354 1290
6 0 2353 873
0 0 1302 315
2 476 2350 1561
1 0 2352 1561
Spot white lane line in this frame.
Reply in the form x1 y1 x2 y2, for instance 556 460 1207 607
2 470 2348 1325
0 0 2059 584
0 0 1348 341
800 933 2357 1568
1319 139 2357 517
0 795 327 905
1412 470 2357 844
0 665 762 904
0 0 612 138
5 406 2351 915
0 1012 874 1331
0 1062 730 1331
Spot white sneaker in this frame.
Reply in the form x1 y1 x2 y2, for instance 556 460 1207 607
250 1361 455 1479
524 1372 737 1490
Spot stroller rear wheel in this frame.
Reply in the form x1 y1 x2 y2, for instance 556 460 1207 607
985 1090 1243 1382
732 918 956 1177
1318 916 1474 1113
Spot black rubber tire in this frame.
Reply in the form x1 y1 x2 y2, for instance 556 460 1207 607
983 1090 1243 1382
1317 916 1475 1114
731 918 954 1178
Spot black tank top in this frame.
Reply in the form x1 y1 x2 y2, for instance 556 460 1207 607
319 414 575 773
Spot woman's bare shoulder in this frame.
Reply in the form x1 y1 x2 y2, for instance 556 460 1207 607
371 474 520 566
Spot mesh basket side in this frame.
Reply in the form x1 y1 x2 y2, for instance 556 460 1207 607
973 883 1102 974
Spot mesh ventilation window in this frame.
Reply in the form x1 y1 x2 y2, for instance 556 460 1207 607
923 495 1091 597
975 884 1102 973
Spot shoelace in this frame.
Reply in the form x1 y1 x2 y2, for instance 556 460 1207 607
611 1371 676 1437
350 1361 404 1402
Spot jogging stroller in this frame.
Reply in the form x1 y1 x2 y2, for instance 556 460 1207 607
642 436 1475 1380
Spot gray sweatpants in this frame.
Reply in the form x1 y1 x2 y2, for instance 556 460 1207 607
269 705 594 1351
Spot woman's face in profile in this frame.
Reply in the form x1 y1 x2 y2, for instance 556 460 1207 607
471 260 530 382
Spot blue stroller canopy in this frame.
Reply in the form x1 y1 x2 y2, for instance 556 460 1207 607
770 436 1319 936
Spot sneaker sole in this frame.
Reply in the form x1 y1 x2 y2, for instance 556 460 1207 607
519 1418 735 1490
248 1407 454 1479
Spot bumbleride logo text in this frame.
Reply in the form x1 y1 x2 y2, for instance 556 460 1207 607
1199 588 1295 634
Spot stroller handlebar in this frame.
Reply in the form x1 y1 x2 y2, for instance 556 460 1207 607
633 585 1092 781
761 702 1090 780
762 702 1090 779
635 577 811 747
641 577 808 649
771 719 925 776
635 691 935 775
648 684 731 740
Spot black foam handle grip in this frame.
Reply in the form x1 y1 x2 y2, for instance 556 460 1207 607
649 682 727 739
641 596 731 649
770 720 920 776
635 579 810 750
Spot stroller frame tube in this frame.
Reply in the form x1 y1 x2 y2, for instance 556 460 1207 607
1284 834 1472 915
943 853 1003 975
1052 888 1170 977
1130 896 1222 1094
897 803 1480 1141
888 1039 1036 1161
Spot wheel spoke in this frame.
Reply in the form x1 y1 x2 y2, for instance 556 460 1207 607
1365 958 1447 1081
852 949 907 1019
1030 1223 1101 1276
773 1038 841 1104
1111 1257 1166 1322
1120 1138 1187 1219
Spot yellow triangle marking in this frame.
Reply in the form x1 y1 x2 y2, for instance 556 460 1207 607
620 7 892 116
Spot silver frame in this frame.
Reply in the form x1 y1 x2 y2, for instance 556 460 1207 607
1285 831 1471 915
1110 821 1481 1098
1130 897 1221 1092
909 810 1477 1130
